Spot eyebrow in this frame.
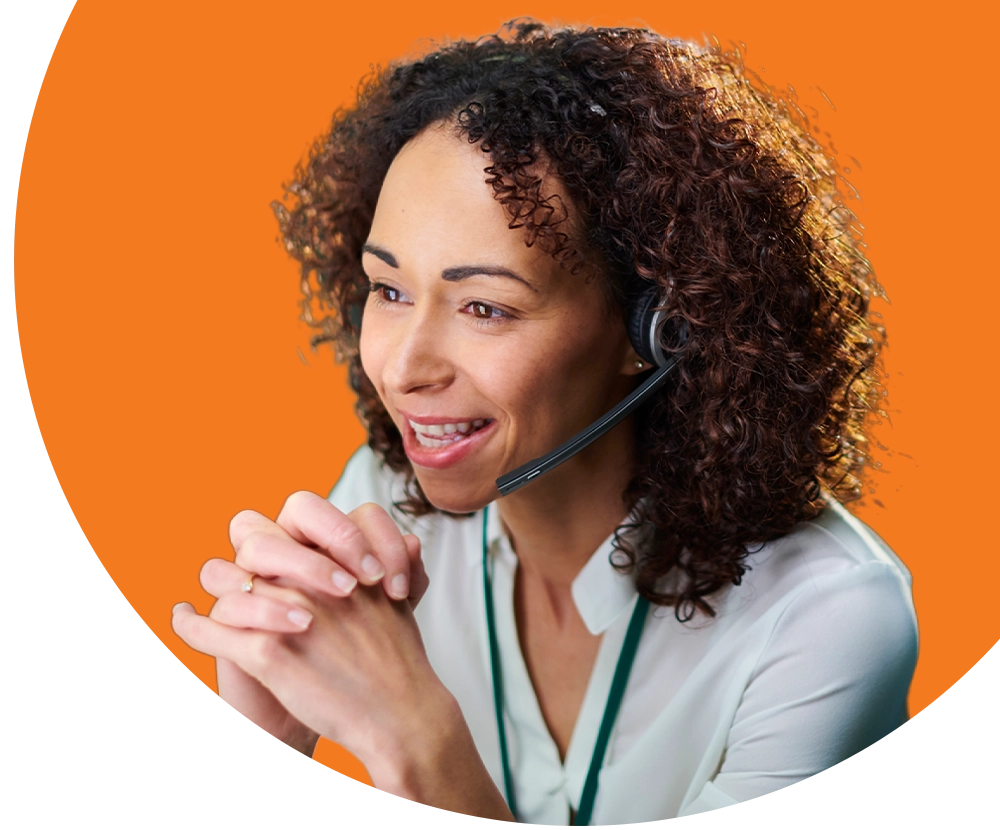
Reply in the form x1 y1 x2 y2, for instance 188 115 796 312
362 242 539 293
362 243 399 269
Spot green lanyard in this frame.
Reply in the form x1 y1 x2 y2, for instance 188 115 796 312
481 505 650 825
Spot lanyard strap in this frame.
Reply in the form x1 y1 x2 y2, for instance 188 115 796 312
482 505 650 825
482 504 519 819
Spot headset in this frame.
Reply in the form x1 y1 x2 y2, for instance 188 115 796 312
495 284 682 496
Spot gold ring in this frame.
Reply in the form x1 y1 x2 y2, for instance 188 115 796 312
241 573 256 593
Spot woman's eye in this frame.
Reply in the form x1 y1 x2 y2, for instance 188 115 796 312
369 282 408 304
468 301 507 320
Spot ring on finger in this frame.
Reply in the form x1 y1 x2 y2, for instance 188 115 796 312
241 573 256 593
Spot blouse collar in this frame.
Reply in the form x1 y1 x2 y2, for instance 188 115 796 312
483 502 643 636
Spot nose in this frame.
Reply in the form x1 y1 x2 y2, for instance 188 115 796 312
378 305 456 396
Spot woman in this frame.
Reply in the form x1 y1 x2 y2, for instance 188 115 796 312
172 20 918 824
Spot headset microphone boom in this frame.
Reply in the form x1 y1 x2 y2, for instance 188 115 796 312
495 285 681 497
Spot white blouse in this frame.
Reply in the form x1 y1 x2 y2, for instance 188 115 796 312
328 446 918 825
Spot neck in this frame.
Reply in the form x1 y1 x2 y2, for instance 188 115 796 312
495 417 637 593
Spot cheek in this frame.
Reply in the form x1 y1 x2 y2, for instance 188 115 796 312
358 321 383 390
532 335 627 423
500 320 607 403
481 349 568 423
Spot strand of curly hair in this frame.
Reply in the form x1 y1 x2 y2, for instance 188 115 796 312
272 19 886 622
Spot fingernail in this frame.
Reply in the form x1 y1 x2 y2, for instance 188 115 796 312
361 554 385 580
390 573 409 600
287 608 313 629
172 602 188 615
332 570 358 594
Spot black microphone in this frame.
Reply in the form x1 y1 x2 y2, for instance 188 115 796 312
495 356 678 497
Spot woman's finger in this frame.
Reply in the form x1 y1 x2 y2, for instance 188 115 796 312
200 557 252 597
348 503 412 600
200 556 328 609
275 491 386 586
200 557 293 598
171 602 280 680
234 530 359 598
230 496 420 603
201 553 351 641
210 591 314 633
230 509 295 552
171 602 308 695
229 510 358 596
403 534 430 609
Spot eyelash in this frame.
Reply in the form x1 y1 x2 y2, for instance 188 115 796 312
367 282 513 327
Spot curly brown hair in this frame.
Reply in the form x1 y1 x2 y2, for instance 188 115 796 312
272 20 886 621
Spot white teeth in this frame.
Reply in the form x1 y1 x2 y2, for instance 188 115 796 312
407 418 490 447
415 433 456 448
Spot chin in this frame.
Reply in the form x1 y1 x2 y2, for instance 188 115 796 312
414 475 493 516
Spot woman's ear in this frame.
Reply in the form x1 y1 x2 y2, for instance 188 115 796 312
620 343 650 376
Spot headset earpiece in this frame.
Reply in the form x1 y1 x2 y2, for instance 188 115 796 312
626 285 673 368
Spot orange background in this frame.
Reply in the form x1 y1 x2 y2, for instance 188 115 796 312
15 0 999 784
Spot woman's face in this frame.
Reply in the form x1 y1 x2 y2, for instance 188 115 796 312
359 123 642 513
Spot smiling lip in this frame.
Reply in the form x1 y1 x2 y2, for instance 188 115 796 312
398 411 497 470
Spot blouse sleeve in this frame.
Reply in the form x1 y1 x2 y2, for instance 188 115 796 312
679 560 919 815
326 445 417 529
327 446 383 513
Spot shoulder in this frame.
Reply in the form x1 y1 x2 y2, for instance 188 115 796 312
687 506 919 809
718 499 917 660
809 496 912 585
741 496 914 609
738 498 918 677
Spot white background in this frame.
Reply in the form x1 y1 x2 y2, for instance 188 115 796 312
2 3 996 827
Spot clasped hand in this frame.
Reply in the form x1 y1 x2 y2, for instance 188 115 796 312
171 491 443 767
